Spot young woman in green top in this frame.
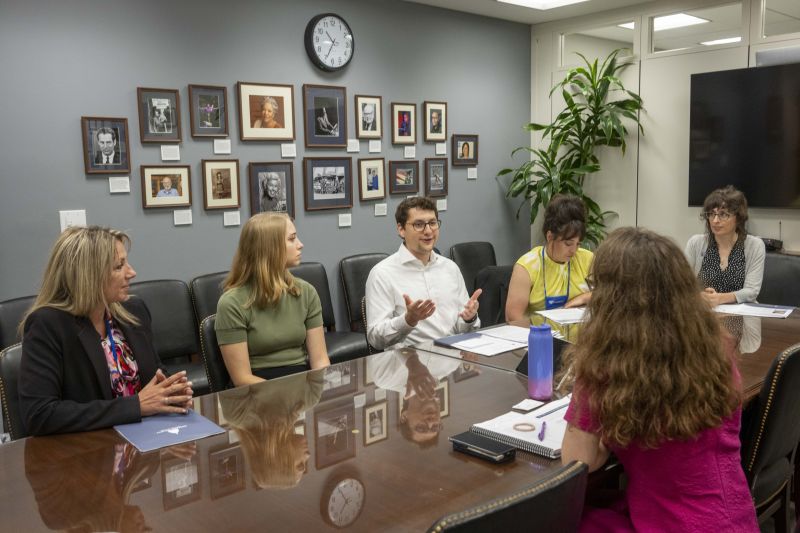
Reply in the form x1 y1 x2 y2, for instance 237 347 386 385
215 213 330 386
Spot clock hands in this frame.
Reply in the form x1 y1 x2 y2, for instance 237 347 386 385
325 36 338 59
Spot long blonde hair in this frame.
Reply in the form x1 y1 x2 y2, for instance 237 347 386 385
20 226 137 331
224 213 299 308
561 227 738 448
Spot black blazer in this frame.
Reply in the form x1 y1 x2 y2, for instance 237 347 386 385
19 297 163 436
93 151 121 165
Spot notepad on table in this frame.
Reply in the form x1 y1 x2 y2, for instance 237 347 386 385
714 303 794 319
535 307 586 324
433 331 526 356
115 409 225 453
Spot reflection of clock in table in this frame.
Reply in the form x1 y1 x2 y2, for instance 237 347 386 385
320 467 365 528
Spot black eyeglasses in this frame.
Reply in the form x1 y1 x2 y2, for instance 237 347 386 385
407 219 441 232
701 210 733 221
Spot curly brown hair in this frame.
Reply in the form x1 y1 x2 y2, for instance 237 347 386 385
561 227 739 448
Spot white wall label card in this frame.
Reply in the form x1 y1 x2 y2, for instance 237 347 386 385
404 146 416 158
436 199 447 211
59 210 87 232
374 203 387 216
435 142 447 155
281 143 297 158
467 168 478 180
223 211 241 226
347 139 360 153
338 213 352 227
353 393 366 408
214 139 231 154
173 209 192 226
368 140 381 153
108 176 130 194
374 388 387 401
161 145 180 161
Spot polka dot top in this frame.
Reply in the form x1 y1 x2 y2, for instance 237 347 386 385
699 238 746 294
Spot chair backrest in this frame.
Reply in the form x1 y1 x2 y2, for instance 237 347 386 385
0 295 35 351
741 343 800 492
427 461 588 532
474 265 514 327
361 296 379 355
199 315 231 393
340 253 388 332
0 343 25 440
129 280 199 362
758 253 800 306
290 263 335 331
449 242 497 294
190 271 229 324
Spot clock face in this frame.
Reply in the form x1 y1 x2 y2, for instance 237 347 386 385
305 14 354 71
326 477 365 527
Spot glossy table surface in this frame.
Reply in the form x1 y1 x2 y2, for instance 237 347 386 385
0 349 560 532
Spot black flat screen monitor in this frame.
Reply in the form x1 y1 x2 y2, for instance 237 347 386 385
688 63 800 209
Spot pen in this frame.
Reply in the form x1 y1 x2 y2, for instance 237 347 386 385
535 402 568 418
538 421 547 441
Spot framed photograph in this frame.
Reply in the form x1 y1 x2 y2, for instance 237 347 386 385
303 84 347 148
237 81 295 141
364 402 388 446
424 158 448 197
452 133 479 166
388 160 419 195
161 455 201 511
355 94 382 139
81 116 132 174
141 165 191 209
302 157 353 211
391 102 416 145
249 161 294 217
202 159 240 210
434 379 450 417
188 84 229 138
423 101 447 142
362 357 375 387
453 361 481 382
315 403 357 470
320 361 358 401
137 87 181 143
358 158 385 201
208 443 246 500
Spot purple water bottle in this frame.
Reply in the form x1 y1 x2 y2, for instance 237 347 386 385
528 324 553 400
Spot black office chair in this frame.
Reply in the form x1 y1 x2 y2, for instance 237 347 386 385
340 253 388 332
199 315 231 393
361 296 380 355
0 295 35 351
128 281 210 395
0 343 25 440
740 342 800 532
427 460 588 532
758 253 800 307
290 263 368 363
474 265 514 327
190 271 228 324
450 242 497 295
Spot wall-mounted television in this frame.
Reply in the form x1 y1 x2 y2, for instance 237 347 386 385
688 63 800 209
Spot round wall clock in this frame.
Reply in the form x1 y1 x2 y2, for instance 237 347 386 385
304 13 354 72
320 469 365 528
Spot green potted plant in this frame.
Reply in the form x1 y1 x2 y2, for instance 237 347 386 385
499 49 644 247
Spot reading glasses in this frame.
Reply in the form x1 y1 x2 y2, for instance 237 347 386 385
701 211 733 221
407 219 441 232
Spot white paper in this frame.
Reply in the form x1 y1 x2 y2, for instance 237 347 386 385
160 145 180 161
435 142 447 155
223 211 240 226
404 146 415 158
108 176 130 193
436 199 447 211
535 307 586 324
347 139 360 153
513 399 544 412
467 168 478 180
213 139 231 154
374 203 387 216
173 209 192 226
714 303 794 319
482 325 530 343
368 140 381 153
338 214 352 227
450 335 526 357
281 143 297 158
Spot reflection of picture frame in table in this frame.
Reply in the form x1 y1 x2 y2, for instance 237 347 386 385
362 357 375 387
391 102 416 145
452 133 479 166
81 116 132 174
188 84 229 138
303 157 353 211
141 165 191 209
358 158 385 201
161 455 201 511
388 160 419 195
237 81 295 141
435 379 450 417
355 94 382 139
249 161 294 217
208 443 246 500
315 402 357 470
303 84 347 148
453 361 481 382
424 158 448 197
320 361 359 401
423 101 447 143
137 87 182 143
364 401 388 446
202 159 240 210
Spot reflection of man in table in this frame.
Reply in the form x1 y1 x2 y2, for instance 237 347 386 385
430 110 441 134
156 176 179 197
93 127 120 165
362 103 376 131
259 171 287 213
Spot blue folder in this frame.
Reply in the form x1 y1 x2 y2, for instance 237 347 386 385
114 409 225 453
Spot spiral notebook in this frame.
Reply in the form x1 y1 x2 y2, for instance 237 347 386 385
470 395 571 459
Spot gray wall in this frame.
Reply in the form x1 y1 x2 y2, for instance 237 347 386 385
0 0 532 329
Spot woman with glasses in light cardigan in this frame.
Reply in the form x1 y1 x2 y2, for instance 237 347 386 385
685 186 765 306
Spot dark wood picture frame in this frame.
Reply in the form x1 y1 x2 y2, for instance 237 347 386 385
363 401 388 446
302 157 353 211
424 157 448 197
188 84 229 138
137 87 182 143
391 102 416 145
315 402 357 470
249 161 294 217
201 159 240 210
140 165 192 208
355 94 382 139
320 361 359 401
237 81 295 141
388 160 419 195
358 157 386 202
161 455 201 511
81 116 132 174
303 84 348 148
423 101 447 143
452 133 479 166
208 443 246 500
